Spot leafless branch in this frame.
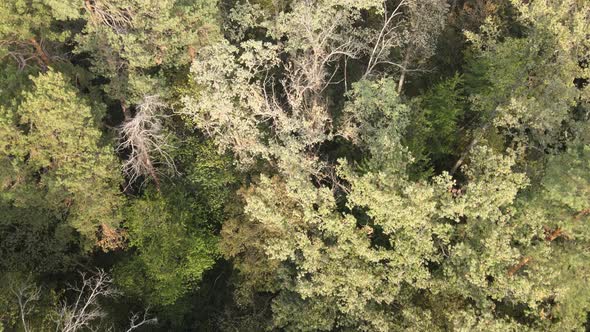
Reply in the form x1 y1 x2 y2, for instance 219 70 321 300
117 95 176 190
8 271 157 332
85 0 135 33
364 0 408 78
125 307 158 332
54 270 118 332
9 276 41 332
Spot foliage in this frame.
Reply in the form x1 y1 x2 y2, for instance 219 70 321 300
115 189 218 305
183 0 450 174
222 80 529 330
2 0 590 330
405 73 467 173
0 71 122 265
0 0 81 70
115 138 236 306
76 0 220 103
464 0 589 147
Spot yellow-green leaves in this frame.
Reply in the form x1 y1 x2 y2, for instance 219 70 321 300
1 71 122 249
76 0 220 102
467 0 589 146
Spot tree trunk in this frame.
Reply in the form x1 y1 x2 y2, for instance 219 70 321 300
144 156 161 192
29 38 50 68
508 256 531 276
397 51 411 94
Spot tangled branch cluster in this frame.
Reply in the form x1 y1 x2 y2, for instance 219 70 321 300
117 95 175 188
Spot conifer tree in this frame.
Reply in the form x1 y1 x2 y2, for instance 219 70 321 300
0 71 123 267
0 0 81 70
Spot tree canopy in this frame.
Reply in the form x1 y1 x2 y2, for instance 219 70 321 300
1 0 589 331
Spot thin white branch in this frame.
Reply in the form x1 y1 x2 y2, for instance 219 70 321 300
117 95 177 189
9 276 41 332
126 307 158 332
55 270 117 332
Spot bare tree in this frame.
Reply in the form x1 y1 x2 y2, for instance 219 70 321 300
54 270 117 332
125 307 158 332
8 271 157 332
9 276 41 332
363 0 408 79
117 95 176 190
83 0 134 34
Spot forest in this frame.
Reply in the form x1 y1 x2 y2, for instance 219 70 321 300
0 0 589 330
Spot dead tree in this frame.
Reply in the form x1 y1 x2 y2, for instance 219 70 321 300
54 270 117 332
117 95 176 190
125 307 158 332
9 270 157 331
9 276 41 332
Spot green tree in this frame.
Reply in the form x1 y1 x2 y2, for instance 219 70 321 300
405 74 467 174
115 139 236 306
518 132 590 330
463 0 589 148
77 0 219 105
0 70 122 270
220 74 590 330
0 0 81 70
115 189 219 306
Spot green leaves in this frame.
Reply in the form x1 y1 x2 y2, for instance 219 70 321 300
0 0 81 70
465 0 589 146
116 189 219 305
406 74 466 173
115 138 236 306
0 70 122 254
542 143 590 213
76 0 220 103
1 0 589 330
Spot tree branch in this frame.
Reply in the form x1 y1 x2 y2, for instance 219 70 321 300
508 256 532 277
29 38 50 69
